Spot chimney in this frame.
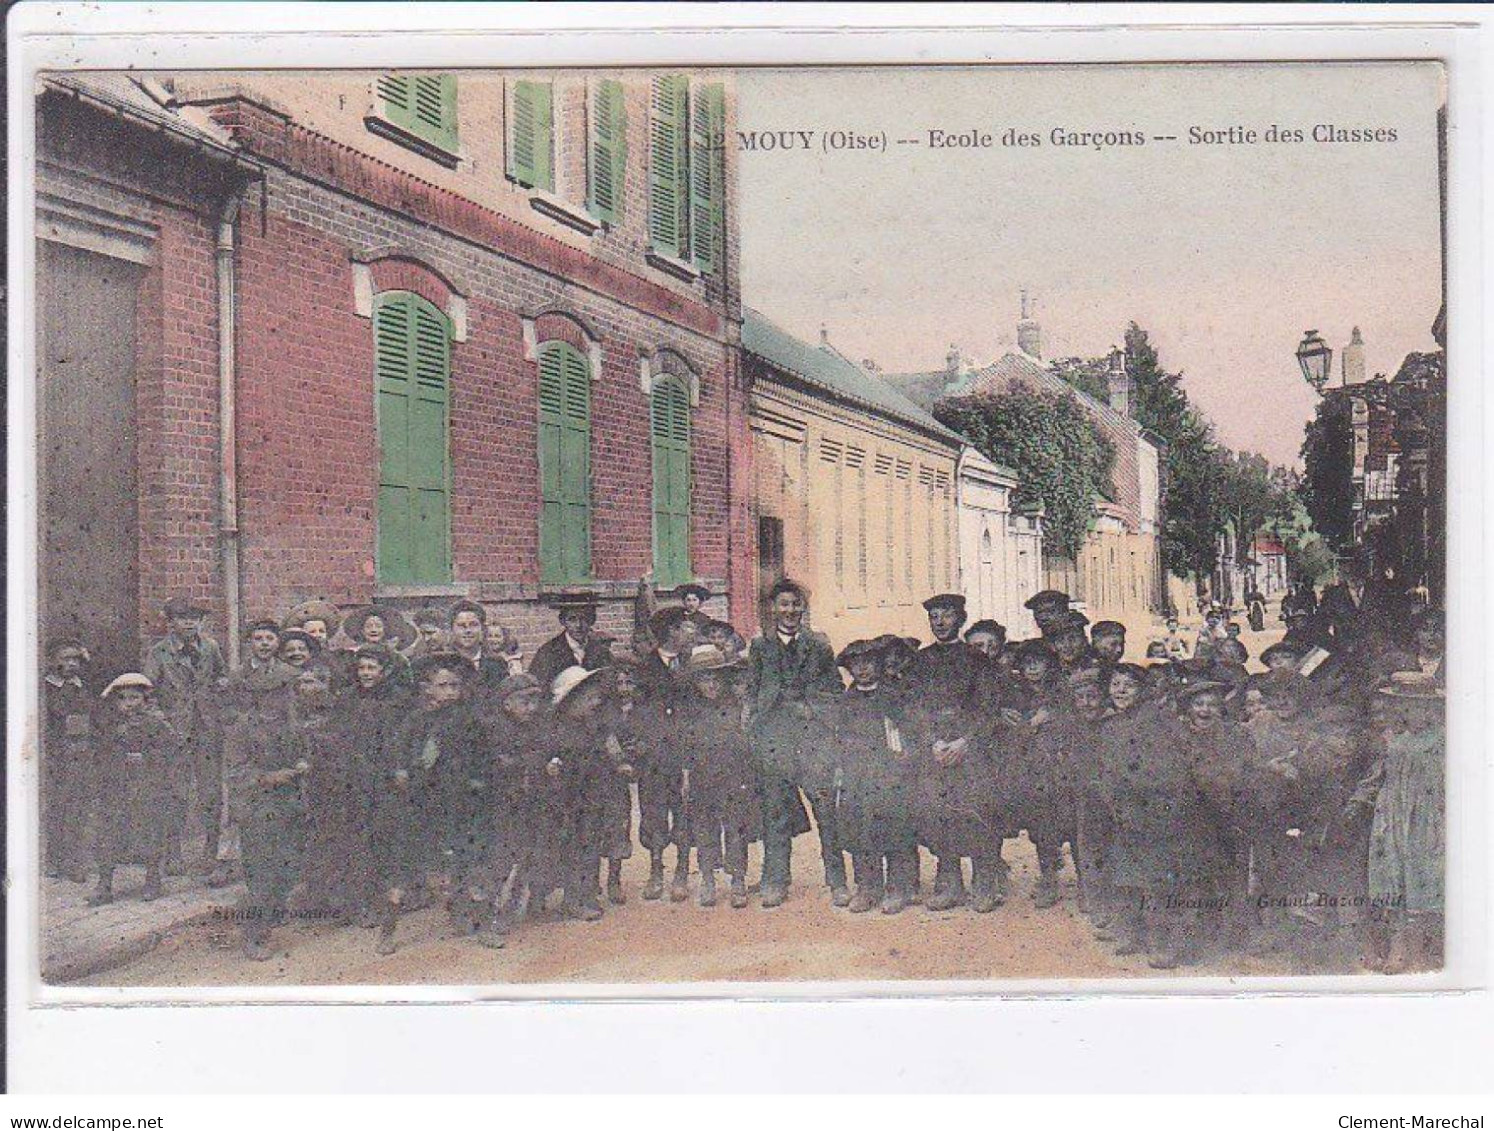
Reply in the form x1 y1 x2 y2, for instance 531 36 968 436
819 324 830 349
1106 346 1132 416
1342 326 1365 386
1017 288 1042 360
945 344 961 378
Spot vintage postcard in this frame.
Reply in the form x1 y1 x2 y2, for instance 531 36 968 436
26 56 1449 994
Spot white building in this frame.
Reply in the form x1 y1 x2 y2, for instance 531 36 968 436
956 446 1045 638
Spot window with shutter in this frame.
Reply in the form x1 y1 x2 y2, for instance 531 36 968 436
650 377 691 589
690 83 725 273
538 341 592 583
508 80 554 191
374 291 452 585
587 79 627 224
374 74 459 158
648 75 690 258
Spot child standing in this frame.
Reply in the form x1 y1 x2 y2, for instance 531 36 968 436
678 646 760 908
834 639 919 915
90 673 176 906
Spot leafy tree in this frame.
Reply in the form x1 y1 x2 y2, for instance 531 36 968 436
934 384 1116 561
1050 356 1112 403
1124 323 1226 583
1300 393 1356 551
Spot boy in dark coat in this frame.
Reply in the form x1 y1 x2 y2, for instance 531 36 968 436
835 639 919 915
301 645 390 925
677 646 761 908
548 665 632 921
371 653 485 955
43 637 94 882
636 607 698 901
89 673 177 905
903 593 1002 912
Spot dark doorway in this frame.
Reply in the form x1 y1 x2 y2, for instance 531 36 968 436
757 515 784 626
38 240 143 678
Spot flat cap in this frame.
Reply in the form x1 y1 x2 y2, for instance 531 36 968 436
1024 590 1070 611
921 593 967 614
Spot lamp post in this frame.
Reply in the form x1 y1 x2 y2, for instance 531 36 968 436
1296 329 1333 393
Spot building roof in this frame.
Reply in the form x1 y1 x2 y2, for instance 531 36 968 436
741 309 962 445
886 349 1149 436
38 73 249 162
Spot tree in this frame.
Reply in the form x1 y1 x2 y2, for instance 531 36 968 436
1300 393 1356 552
934 384 1116 561
1124 323 1227 584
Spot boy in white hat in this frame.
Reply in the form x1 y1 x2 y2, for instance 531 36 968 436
89 674 176 905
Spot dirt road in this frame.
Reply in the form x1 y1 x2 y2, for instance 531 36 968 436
86 834 1315 988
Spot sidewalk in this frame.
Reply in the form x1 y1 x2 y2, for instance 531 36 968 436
42 866 245 984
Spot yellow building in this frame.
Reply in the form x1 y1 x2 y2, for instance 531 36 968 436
743 312 962 650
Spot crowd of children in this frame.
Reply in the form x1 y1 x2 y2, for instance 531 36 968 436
41 578 1445 973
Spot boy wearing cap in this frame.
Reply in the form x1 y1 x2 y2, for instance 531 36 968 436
43 637 95 882
90 674 176 905
481 672 549 943
143 597 227 875
215 621 298 889
747 579 843 909
834 639 919 915
1025 590 1073 640
232 666 317 960
905 592 1002 912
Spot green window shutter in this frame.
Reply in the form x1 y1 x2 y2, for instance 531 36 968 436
651 378 691 588
587 79 627 224
648 75 689 258
509 80 554 191
538 342 591 583
375 291 451 585
378 74 459 154
690 83 725 273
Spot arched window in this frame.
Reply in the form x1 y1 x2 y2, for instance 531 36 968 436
374 290 451 584
650 376 692 588
537 340 592 583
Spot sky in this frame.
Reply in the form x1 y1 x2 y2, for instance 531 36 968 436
735 62 1445 468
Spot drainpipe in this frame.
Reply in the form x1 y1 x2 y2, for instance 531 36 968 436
217 192 243 666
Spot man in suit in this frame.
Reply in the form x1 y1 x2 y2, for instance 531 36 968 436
528 595 614 695
746 579 846 908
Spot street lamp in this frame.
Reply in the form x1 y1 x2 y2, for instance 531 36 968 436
1296 329 1333 393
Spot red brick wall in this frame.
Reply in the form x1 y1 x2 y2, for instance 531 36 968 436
231 165 750 636
39 88 755 663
